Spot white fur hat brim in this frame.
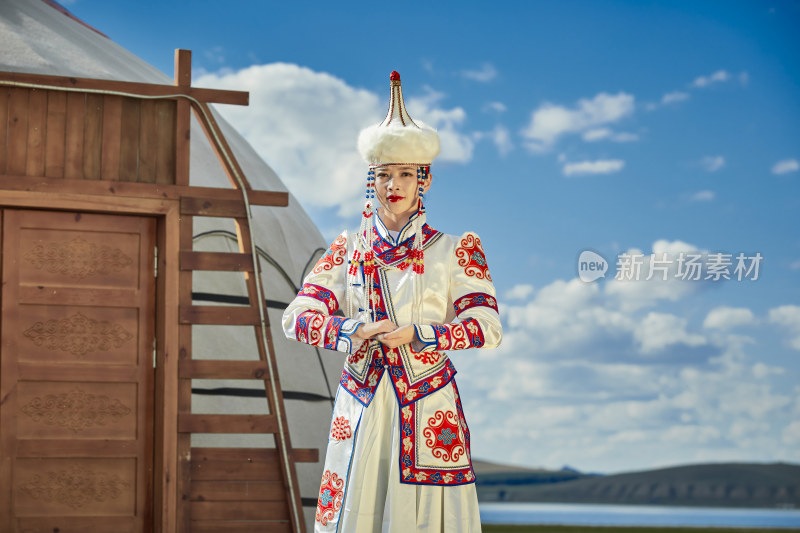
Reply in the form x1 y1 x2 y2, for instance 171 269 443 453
357 120 440 166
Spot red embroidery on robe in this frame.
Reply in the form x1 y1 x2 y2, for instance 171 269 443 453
423 410 465 462
455 233 492 281
330 416 352 441
299 283 339 314
297 311 325 346
313 234 347 274
347 340 369 365
432 318 485 350
316 470 345 525
414 350 441 365
453 292 498 315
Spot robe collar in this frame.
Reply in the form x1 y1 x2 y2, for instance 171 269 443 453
374 209 426 247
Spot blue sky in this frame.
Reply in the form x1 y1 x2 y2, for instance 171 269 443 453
66 0 800 474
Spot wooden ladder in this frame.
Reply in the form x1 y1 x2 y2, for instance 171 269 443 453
172 51 310 533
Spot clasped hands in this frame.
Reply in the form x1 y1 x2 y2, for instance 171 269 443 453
352 319 416 349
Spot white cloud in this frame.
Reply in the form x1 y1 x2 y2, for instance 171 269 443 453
662 91 690 104
195 63 380 217
562 159 625 177
483 101 507 113
689 190 715 202
460 249 797 473
605 239 711 312
522 92 635 152
783 421 800 445
752 362 784 379
583 128 612 141
703 306 756 329
768 305 800 350
195 64 474 217
634 312 707 355
771 158 799 175
690 69 730 88
504 284 534 301
700 155 725 172
407 87 475 164
462 63 497 82
491 125 513 156
582 128 639 143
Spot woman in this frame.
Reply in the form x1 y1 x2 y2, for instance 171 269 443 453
283 71 502 532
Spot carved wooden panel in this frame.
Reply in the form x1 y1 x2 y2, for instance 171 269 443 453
17 381 137 440
17 305 139 365
0 209 155 531
15 458 137 516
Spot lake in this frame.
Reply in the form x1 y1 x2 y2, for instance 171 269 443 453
479 502 800 529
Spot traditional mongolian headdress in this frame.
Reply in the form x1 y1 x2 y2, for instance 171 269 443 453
347 71 441 325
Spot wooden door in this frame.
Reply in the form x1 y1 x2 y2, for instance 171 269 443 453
0 209 156 533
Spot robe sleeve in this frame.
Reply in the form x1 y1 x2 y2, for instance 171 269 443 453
282 231 365 354
414 231 503 351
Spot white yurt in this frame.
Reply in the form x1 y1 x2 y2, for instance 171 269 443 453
0 0 343 530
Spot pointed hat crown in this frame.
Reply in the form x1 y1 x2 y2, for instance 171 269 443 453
357 71 440 166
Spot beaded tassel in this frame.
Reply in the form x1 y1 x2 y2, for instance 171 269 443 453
410 165 429 325
348 169 376 319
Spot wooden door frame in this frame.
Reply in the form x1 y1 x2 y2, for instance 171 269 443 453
0 190 180 533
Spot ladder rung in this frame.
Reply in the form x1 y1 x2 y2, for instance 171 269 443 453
191 447 317 463
180 359 269 379
181 196 247 217
292 448 319 463
180 306 260 325
179 414 278 434
181 251 254 271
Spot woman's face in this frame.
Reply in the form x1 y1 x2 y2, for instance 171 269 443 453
374 165 432 219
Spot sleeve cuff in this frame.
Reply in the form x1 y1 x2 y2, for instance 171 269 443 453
336 318 365 353
413 324 438 352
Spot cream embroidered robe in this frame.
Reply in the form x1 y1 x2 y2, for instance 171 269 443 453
282 211 502 530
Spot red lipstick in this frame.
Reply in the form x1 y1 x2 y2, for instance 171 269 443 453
387 195 403 202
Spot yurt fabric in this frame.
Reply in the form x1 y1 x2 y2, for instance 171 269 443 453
0 0 343 529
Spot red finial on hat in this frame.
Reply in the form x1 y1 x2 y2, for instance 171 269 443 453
390 71 401 81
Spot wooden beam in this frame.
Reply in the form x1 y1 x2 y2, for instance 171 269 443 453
178 414 278 434
155 203 181 533
174 49 191 186
0 71 249 106
190 501 288 521
293 448 319 463
189 480 285 502
190 523 290 533
179 360 268 379
180 251 254 272
0 175 290 206
191 447 318 463
0 87 9 173
180 196 249 218
179 305 260 325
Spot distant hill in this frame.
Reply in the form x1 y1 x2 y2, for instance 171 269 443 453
475 460 800 509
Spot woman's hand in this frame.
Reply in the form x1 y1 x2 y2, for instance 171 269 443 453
376 324 416 349
352 320 417 349
352 319 397 340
